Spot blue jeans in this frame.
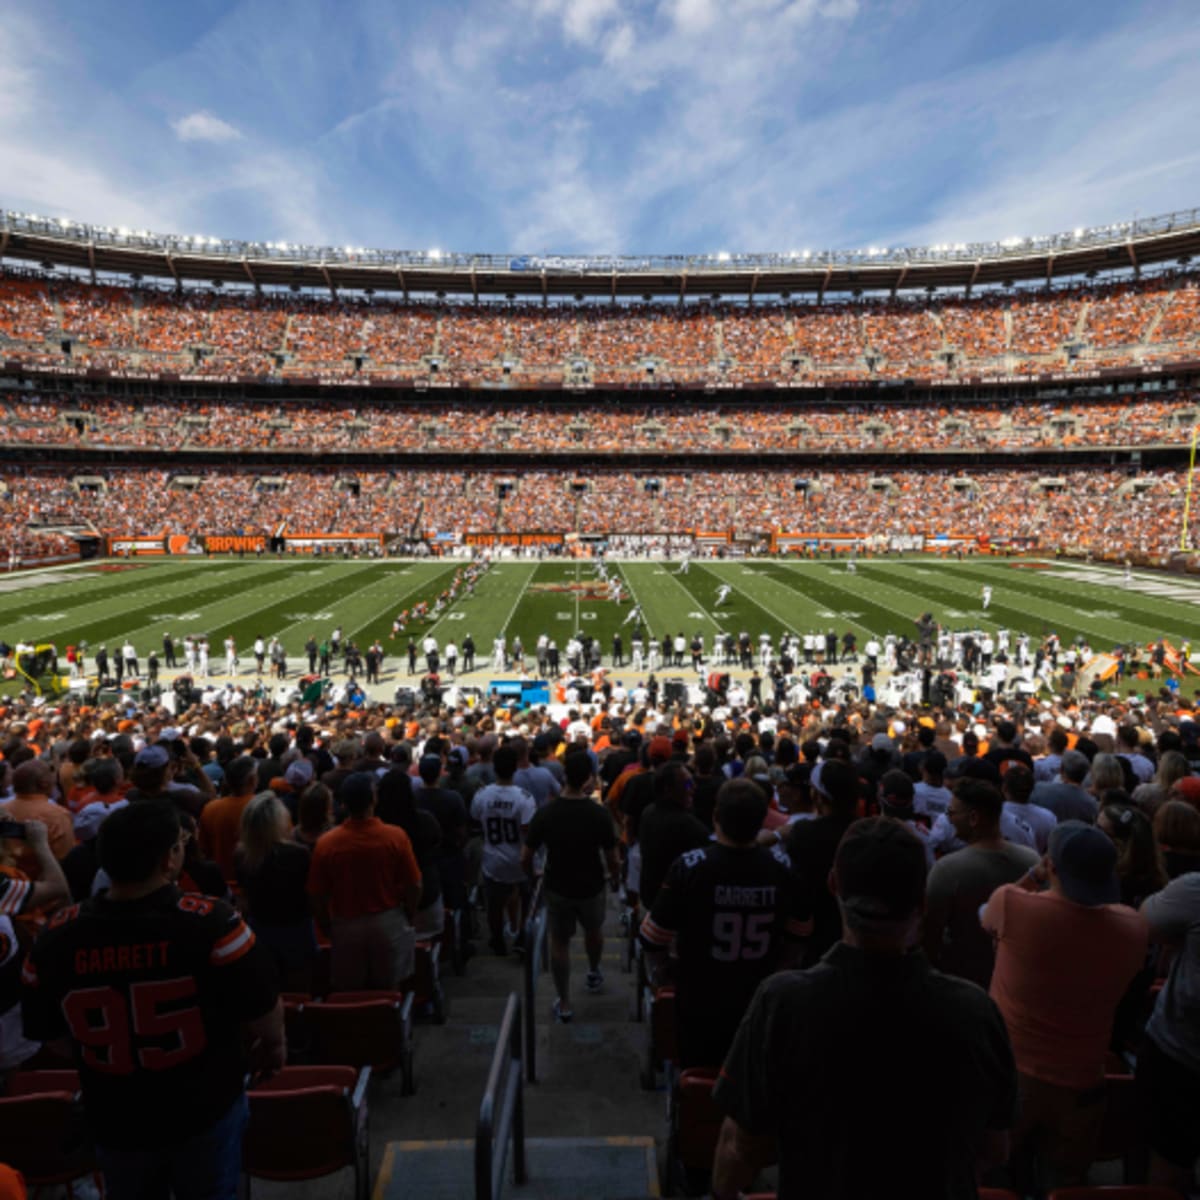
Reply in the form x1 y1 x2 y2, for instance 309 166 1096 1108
96 1094 248 1200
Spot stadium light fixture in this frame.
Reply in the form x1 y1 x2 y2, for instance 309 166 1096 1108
717 251 730 262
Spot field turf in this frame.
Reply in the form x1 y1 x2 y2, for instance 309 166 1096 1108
3 557 1200 686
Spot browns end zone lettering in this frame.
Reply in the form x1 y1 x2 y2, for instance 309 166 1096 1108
204 535 266 553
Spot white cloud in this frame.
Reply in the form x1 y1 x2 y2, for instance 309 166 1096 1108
171 110 244 144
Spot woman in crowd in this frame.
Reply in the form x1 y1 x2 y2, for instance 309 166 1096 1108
235 791 316 990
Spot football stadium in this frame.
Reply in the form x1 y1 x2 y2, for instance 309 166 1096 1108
4 4 1200 1198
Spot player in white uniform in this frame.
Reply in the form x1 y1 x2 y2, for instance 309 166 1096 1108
623 603 643 627
981 585 992 610
715 583 732 607
223 636 238 676
471 747 537 955
675 551 691 575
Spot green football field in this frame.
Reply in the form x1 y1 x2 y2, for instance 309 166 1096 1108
3 557 1200 686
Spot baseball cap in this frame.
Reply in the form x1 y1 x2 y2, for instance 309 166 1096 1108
1171 775 1200 805
332 738 361 759
285 760 315 788
871 733 893 752
1049 820 1120 907
834 817 927 923
648 736 673 763
134 744 170 769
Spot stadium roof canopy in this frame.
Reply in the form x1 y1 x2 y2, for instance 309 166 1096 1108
3 206 1200 300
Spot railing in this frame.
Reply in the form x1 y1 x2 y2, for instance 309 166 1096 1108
5 205 1200 273
475 992 527 1200
521 878 550 1083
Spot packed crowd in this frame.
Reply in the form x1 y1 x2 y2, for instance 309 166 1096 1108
2 270 1199 384
3 465 1197 556
1 391 1193 454
1 656 1200 1194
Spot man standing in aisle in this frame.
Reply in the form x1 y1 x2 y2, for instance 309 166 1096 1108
472 745 537 957
523 751 619 1023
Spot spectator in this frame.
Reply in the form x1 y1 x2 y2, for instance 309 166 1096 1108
235 791 316 991
641 778 804 1068
307 773 422 989
21 800 283 1200
1135 867 1200 1194
1000 763 1057 854
1153 799 1200 879
1 760 74 872
982 821 1149 1191
923 779 1040 989
470 745 536 957
711 817 1017 1198
636 760 709 909
1096 803 1167 907
376 767 444 940
522 751 618 1024
1029 750 1097 823
197 755 260 881
293 781 333 850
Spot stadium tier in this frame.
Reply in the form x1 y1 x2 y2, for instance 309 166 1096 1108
1 270 1200 385
1 466 1196 563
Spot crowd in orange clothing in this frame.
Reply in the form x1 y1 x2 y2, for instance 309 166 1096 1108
1 465 1196 556
2 270 1200 384
1 391 1195 454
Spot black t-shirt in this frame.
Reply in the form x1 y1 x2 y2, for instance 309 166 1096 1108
22 884 278 1149
525 795 615 900
235 841 313 926
619 769 659 841
713 943 1017 1200
785 814 854 967
636 802 710 908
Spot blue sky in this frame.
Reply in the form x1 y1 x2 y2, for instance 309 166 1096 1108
3 0 1200 255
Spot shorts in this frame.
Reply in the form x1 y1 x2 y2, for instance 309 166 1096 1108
1137 1035 1200 1168
546 888 606 941
482 874 529 909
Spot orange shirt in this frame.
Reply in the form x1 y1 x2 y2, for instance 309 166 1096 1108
983 885 1148 1089
197 793 253 881
307 816 420 920
0 795 74 871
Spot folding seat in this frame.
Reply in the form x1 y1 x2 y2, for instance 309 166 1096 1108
243 1065 371 1200
303 990 416 1095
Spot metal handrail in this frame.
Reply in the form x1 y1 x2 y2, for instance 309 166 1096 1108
521 878 550 1083
475 992 526 1200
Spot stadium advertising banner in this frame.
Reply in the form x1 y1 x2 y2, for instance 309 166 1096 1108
5 358 1194 392
108 537 168 556
464 533 563 547
282 533 383 551
204 534 266 553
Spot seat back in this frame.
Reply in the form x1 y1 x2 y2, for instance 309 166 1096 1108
244 1067 361 1182
305 994 407 1072
5 1069 81 1098
1095 1072 1147 1164
675 1068 723 1172
652 985 679 1068
1048 1188 1184 1200
0 1092 94 1186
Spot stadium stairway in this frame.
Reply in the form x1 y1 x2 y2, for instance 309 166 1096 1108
368 891 666 1200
